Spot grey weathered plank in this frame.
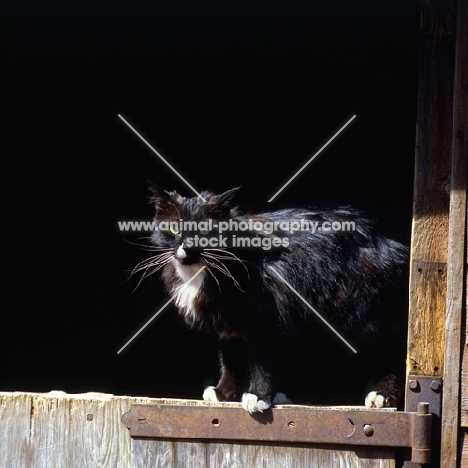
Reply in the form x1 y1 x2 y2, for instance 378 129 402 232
0 392 396 468
0 392 33 468
440 0 468 465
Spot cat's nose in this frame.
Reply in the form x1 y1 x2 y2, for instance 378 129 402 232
176 245 187 260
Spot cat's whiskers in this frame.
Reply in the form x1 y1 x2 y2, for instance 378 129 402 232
203 263 221 291
129 235 252 294
203 248 250 270
204 249 250 276
202 258 243 291
201 254 246 292
133 257 173 281
124 239 172 252
130 250 173 292
131 251 173 275
203 249 250 283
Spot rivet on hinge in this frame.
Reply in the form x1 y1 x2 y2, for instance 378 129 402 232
408 380 419 391
429 380 440 392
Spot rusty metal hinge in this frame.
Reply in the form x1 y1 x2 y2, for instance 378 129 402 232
403 375 442 467
122 401 432 465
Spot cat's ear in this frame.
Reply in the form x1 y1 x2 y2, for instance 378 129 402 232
148 181 171 213
208 187 241 217
148 181 170 199
218 187 241 204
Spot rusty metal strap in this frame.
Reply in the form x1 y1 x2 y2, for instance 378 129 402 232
122 401 432 464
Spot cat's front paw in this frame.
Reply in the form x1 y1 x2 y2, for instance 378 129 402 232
241 393 271 413
365 374 401 408
365 391 391 408
203 386 220 402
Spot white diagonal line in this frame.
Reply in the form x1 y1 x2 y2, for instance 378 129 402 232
118 114 207 202
268 266 357 353
268 115 357 202
117 266 206 354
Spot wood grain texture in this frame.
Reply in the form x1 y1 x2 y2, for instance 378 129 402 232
0 392 396 468
441 0 468 467
462 190 468 432
406 0 456 379
457 0 468 433
463 192 468 433
463 289 468 428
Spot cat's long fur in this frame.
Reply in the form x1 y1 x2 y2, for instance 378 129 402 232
140 184 409 412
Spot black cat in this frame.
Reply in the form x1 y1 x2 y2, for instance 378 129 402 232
136 184 408 413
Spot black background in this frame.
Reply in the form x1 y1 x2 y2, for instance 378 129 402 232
4 1 419 399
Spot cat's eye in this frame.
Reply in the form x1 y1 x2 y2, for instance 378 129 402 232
170 227 180 235
199 229 210 235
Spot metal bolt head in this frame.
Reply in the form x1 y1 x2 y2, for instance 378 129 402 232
138 416 147 424
408 380 419 391
363 424 374 437
430 380 440 392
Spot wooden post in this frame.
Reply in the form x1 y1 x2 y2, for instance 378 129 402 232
406 0 456 382
406 0 461 466
450 1 468 467
441 0 468 465
407 0 468 466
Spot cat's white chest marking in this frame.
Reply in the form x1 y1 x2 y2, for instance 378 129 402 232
173 261 205 319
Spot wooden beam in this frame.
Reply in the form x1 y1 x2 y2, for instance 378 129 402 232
406 0 456 380
440 0 468 466
463 257 468 427
407 0 467 467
